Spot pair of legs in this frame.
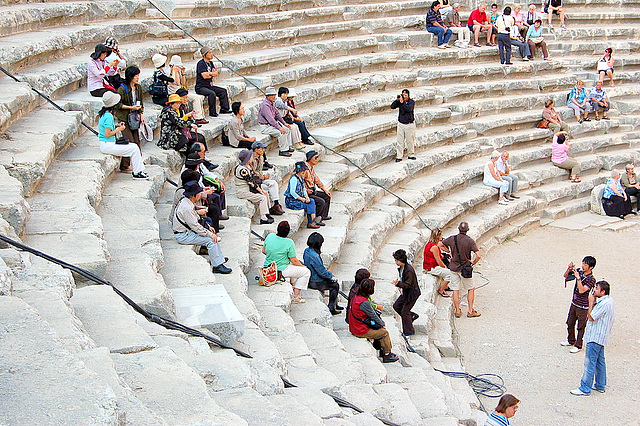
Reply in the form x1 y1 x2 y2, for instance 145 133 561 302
309 189 331 219
598 69 614 87
511 39 532 60
120 123 141 171
450 271 478 317
238 190 271 221
428 266 451 296
393 293 418 335
569 102 592 122
497 33 512 64
566 304 588 349
578 342 607 393
396 122 416 160
90 87 117 97
553 158 581 183
427 26 452 46
174 230 226 268
195 85 230 116
260 179 282 209
294 119 312 144
260 124 292 153
527 40 550 59
484 176 510 203
309 278 341 313
288 122 304 149
449 26 471 46
284 197 320 226
282 263 310 301
501 174 519 196
548 7 565 26
624 186 640 211
355 328 393 356
602 194 633 218
99 141 145 174
591 100 610 119
468 24 492 45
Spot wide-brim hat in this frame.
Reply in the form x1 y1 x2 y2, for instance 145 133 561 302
305 150 318 162
185 153 204 166
90 44 109 59
166 93 182 104
102 91 121 108
183 180 204 197
251 141 267 150
169 55 183 66
238 149 253 165
152 53 167 68
287 88 297 97
104 37 118 50
265 86 277 96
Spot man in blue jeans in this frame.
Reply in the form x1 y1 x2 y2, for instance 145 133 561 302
426 1 452 49
571 281 615 396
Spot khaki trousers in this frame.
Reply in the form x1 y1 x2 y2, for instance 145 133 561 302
355 328 392 354
396 122 416 159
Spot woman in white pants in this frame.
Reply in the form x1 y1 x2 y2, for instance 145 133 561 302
98 92 147 179
484 150 510 205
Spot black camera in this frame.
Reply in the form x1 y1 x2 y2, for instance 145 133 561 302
565 267 580 281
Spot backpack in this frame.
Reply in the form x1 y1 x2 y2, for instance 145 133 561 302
149 71 168 97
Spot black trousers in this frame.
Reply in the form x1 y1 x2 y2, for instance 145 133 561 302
625 187 640 210
204 192 226 232
195 85 229 115
310 189 331 219
309 279 339 310
393 293 417 335
602 194 632 218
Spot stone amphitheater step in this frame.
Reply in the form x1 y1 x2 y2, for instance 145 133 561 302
0 296 121 424
0 79 38 132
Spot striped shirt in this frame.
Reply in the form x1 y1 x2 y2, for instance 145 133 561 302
485 412 511 426
584 295 615 346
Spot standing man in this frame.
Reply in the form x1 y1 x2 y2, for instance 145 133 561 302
426 1 453 49
390 89 416 162
258 86 293 157
571 281 614 396
302 150 332 221
561 256 597 354
195 46 231 118
444 3 471 48
443 222 482 318
467 3 493 47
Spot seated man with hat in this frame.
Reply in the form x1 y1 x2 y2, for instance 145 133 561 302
258 86 293 157
250 141 284 216
181 152 227 231
234 149 275 225
285 162 323 229
172 180 231 274
302 150 331 221
195 46 231 117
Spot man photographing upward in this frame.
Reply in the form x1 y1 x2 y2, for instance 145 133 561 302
561 256 596 354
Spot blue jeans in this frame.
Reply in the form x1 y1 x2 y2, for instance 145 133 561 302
427 26 452 46
174 230 225 267
579 342 606 393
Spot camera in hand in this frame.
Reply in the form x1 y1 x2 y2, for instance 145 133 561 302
565 267 579 281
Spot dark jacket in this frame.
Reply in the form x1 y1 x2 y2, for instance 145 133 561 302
303 247 333 284
390 98 415 124
396 263 421 302
115 83 144 123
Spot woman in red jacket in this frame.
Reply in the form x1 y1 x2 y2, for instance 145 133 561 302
348 278 398 363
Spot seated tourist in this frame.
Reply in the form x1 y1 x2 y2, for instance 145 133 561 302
496 151 520 199
229 101 257 148
542 99 569 133
195 46 231 117
392 249 421 336
509 23 531 61
346 268 371 324
285 88 313 145
589 81 610 120
157 93 197 153
168 56 208 125
567 80 592 123
597 47 615 87
426 1 453 49
551 132 581 183
484 151 511 205
234 149 275 224
621 164 640 212
488 3 499 45
184 145 228 216
87 44 119 97
348 278 399 363
467 2 493 47
150 53 174 106
602 170 634 219
444 3 471 48
97 92 147 180
275 87 305 150
249 142 283 215
423 228 451 298
303 232 343 315
526 19 550 60
546 0 565 29
524 4 540 31
302 150 332 221
176 88 208 150
180 153 224 232
172 180 231 274
258 87 293 157
511 4 526 35
262 221 311 303
285 162 323 229
103 37 126 88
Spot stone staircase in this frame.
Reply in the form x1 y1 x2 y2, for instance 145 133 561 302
1 0 640 424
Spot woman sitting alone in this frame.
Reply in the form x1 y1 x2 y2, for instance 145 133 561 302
285 161 323 229
598 47 615 87
551 132 581 183
97 92 147 180
157 94 198 154
303 232 343 315
602 169 634 219
348 278 398 363
483 150 511 205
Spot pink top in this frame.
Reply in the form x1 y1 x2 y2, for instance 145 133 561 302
512 11 524 24
551 136 569 163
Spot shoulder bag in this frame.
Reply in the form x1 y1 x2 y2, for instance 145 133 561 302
454 235 473 278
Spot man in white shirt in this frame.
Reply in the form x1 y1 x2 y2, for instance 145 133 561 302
571 281 615 396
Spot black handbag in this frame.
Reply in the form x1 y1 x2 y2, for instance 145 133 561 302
115 136 130 145
454 235 473 279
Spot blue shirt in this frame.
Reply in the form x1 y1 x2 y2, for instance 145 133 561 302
527 25 543 39
602 178 623 199
584 295 614 346
303 247 333 283
485 412 511 426
98 111 116 143
568 86 588 105
285 175 306 200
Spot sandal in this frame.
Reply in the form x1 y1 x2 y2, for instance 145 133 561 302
467 310 482 318
438 291 451 298
455 310 462 318
292 296 306 304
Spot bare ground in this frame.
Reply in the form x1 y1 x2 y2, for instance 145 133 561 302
453 222 640 426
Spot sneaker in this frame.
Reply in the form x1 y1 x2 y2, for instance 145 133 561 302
132 172 149 180
395 158 402 162
260 217 274 225
408 156 417 160
279 150 292 157
498 199 508 205
570 347 581 354
212 264 232 274
219 109 232 114
570 388 590 396
445 43 452 48
210 113 219 118
510 194 520 199
561 23 566 29
263 161 274 170
438 44 447 49
382 352 399 363
602 116 610 120
523 57 530 61
505 62 513 65
560 341 573 346
592 387 605 393
303 139 314 145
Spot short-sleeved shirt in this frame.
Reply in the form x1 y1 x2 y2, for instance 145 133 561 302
195 59 215 90
263 233 296 271
467 9 488 25
589 87 607 102
98 111 116 143
443 233 478 272
571 271 595 309
551 137 569 164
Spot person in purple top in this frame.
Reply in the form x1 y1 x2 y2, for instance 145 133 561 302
561 256 596 354
258 86 293 156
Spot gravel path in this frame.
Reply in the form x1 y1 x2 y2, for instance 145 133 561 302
453 224 640 426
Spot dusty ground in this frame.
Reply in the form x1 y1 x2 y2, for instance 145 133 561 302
454 218 640 426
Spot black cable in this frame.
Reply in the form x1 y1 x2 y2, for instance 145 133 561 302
0 66 99 136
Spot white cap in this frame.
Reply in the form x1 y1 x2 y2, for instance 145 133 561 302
152 53 167 68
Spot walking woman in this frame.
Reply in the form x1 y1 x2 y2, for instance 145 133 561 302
392 249 421 336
